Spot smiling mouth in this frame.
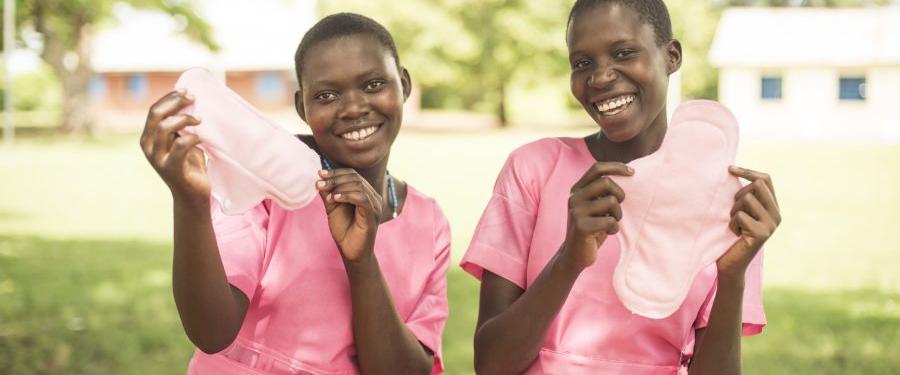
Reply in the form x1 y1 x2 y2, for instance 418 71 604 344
338 124 382 142
592 94 635 117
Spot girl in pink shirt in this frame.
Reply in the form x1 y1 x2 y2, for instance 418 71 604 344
461 1 782 374
139 13 448 374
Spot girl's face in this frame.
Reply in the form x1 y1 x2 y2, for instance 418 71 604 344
567 4 681 143
296 34 410 170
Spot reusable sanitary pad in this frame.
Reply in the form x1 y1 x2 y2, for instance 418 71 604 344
174 68 321 215
610 100 742 319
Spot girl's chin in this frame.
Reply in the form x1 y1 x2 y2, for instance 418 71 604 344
596 124 641 143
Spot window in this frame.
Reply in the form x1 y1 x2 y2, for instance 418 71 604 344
839 77 866 101
127 74 149 100
256 72 284 101
760 76 782 100
89 75 106 99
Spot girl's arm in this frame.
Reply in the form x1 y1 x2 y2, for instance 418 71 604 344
345 254 434 374
473 163 633 374
687 275 744 374
317 169 432 374
474 253 583 374
689 166 780 375
172 198 250 353
141 91 248 353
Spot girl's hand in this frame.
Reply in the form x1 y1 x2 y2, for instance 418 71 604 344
139 90 209 207
717 166 782 279
316 169 383 262
560 162 634 270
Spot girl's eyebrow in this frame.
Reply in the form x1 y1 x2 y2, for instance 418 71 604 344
609 39 636 48
308 79 338 90
354 68 387 81
307 68 388 90
568 36 636 58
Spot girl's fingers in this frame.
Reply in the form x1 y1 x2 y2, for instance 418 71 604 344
143 90 193 146
318 168 357 179
166 134 203 170
574 176 626 203
740 193 770 223
751 180 781 222
156 115 201 156
317 171 381 200
731 181 781 227
574 216 619 236
319 178 377 199
731 211 750 236
729 165 777 204
581 195 622 221
329 190 380 217
572 162 634 191
330 191 367 206
147 90 194 125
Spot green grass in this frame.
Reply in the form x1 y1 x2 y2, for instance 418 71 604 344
1 132 899 374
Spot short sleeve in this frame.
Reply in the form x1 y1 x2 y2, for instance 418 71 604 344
404 202 451 374
694 250 767 336
210 198 269 302
459 149 541 289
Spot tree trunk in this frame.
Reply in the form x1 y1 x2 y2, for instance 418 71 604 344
58 66 93 135
497 80 508 128
34 3 95 135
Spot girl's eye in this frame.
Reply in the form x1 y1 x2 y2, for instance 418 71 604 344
573 59 591 70
365 80 386 91
615 49 636 59
314 92 337 101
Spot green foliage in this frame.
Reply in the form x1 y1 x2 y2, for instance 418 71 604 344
320 0 572 123
5 0 217 52
0 64 62 111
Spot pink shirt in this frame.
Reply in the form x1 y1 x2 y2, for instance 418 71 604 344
460 137 765 375
188 186 450 374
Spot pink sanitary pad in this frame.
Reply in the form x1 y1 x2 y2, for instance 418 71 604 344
610 100 742 319
174 68 321 215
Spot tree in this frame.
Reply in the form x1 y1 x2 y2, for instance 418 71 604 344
5 0 217 134
321 0 570 127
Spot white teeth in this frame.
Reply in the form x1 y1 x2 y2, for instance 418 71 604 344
594 95 634 116
340 125 379 141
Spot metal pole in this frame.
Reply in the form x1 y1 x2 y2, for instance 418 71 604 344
3 0 14 148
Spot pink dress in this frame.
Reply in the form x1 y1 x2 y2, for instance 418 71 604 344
188 186 450 374
460 137 765 374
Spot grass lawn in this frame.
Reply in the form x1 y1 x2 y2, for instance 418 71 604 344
1 131 899 374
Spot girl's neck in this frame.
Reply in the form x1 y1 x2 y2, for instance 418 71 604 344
586 109 668 164
354 161 389 194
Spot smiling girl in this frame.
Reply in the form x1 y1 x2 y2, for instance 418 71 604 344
139 13 449 375
461 1 781 374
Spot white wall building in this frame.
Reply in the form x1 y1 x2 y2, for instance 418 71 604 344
710 7 900 142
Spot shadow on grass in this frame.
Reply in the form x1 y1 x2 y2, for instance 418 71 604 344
1 235 898 375
0 235 192 375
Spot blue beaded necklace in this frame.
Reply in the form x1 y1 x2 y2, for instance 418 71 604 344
321 156 398 219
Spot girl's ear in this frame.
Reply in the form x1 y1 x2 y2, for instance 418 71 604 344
294 89 307 123
666 39 683 75
400 67 412 102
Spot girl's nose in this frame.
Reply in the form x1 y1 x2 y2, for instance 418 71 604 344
339 91 370 120
589 65 619 89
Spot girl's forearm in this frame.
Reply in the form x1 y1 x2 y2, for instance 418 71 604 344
344 253 433 375
172 198 247 353
689 274 745 375
474 249 583 375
